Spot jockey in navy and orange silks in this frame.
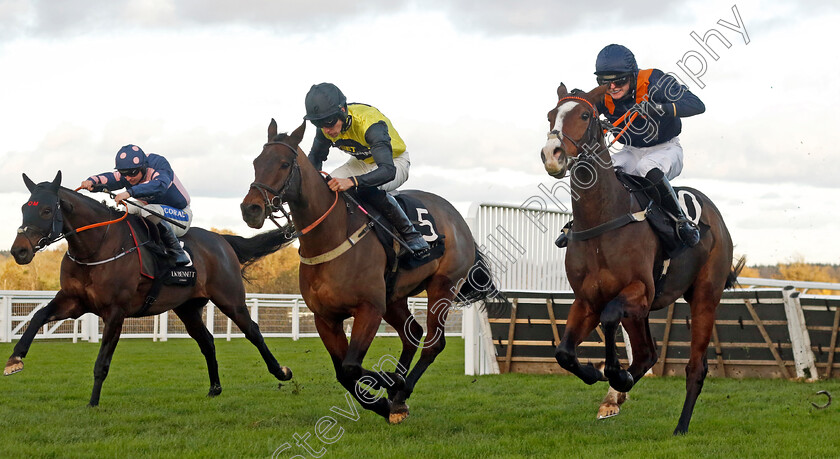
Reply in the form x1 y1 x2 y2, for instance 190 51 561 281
79 144 192 265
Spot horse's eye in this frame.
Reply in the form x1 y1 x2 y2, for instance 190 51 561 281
582 112 590 120
280 162 291 170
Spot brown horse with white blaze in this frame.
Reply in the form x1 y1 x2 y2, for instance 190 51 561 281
540 83 744 434
240 120 497 423
7 171 294 406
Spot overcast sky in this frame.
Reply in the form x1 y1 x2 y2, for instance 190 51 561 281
1 0 838 265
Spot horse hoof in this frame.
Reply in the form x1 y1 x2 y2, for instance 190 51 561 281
388 404 410 425
4 357 23 376
207 384 222 397
597 403 621 419
279 366 293 381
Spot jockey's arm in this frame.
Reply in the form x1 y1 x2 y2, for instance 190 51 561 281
355 121 396 188
85 172 122 192
308 131 331 171
650 72 706 118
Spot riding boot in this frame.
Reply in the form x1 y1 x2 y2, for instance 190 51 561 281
362 189 430 257
157 221 190 266
646 169 700 247
554 220 573 248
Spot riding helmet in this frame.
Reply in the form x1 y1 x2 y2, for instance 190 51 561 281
594 44 638 79
303 83 347 122
114 144 147 170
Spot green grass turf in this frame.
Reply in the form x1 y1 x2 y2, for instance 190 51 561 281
1 337 839 458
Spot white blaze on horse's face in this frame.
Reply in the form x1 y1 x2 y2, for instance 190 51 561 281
542 102 579 177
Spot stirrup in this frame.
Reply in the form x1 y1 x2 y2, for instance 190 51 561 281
405 235 430 258
676 220 700 247
555 221 573 248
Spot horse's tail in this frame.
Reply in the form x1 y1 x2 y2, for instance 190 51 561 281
221 227 295 268
725 255 747 290
455 245 509 310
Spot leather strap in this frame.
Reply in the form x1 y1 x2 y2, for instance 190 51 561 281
568 208 650 242
299 222 373 265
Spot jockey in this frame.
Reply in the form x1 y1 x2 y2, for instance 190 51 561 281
556 44 704 249
79 144 192 265
303 82 430 257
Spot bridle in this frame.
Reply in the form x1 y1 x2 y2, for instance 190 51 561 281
249 140 339 237
547 96 611 168
18 194 65 251
18 186 129 261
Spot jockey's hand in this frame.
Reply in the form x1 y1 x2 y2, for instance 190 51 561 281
327 177 355 192
113 191 130 205
79 180 94 191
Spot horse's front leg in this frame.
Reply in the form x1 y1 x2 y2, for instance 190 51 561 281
601 297 635 393
555 299 603 384
5 291 81 376
313 313 391 421
88 311 125 407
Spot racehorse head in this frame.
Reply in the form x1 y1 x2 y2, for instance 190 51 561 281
541 83 608 178
11 171 63 264
240 119 306 229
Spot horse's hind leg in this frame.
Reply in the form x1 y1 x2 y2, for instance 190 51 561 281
214 297 292 382
313 314 391 420
88 312 125 407
380 298 420 421
383 298 420 378
674 289 718 435
392 276 457 414
555 299 603 384
5 292 81 376
173 299 222 396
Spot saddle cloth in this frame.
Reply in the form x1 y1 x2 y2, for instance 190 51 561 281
127 217 197 286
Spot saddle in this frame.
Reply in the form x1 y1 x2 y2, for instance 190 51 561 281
126 217 197 316
614 170 708 259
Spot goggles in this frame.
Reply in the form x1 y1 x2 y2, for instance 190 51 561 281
312 114 341 129
118 168 143 178
597 74 631 87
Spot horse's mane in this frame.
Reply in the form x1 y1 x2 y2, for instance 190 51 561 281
58 186 125 218
271 132 290 142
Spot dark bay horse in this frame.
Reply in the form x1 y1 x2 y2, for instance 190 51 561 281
240 120 496 423
540 84 744 434
7 171 294 406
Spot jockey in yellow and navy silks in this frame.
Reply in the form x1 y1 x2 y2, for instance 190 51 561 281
556 44 703 249
79 144 192 265
304 82 430 256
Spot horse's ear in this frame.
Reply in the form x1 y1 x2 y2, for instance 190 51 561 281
268 118 278 141
557 83 568 99
22 173 36 192
289 121 306 146
51 171 62 190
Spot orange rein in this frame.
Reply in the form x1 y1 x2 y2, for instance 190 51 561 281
296 171 339 236
557 95 640 146
72 186 129 233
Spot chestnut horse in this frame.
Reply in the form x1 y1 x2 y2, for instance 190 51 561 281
240 120 497 423
7 171 294 406
540 84 744 434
